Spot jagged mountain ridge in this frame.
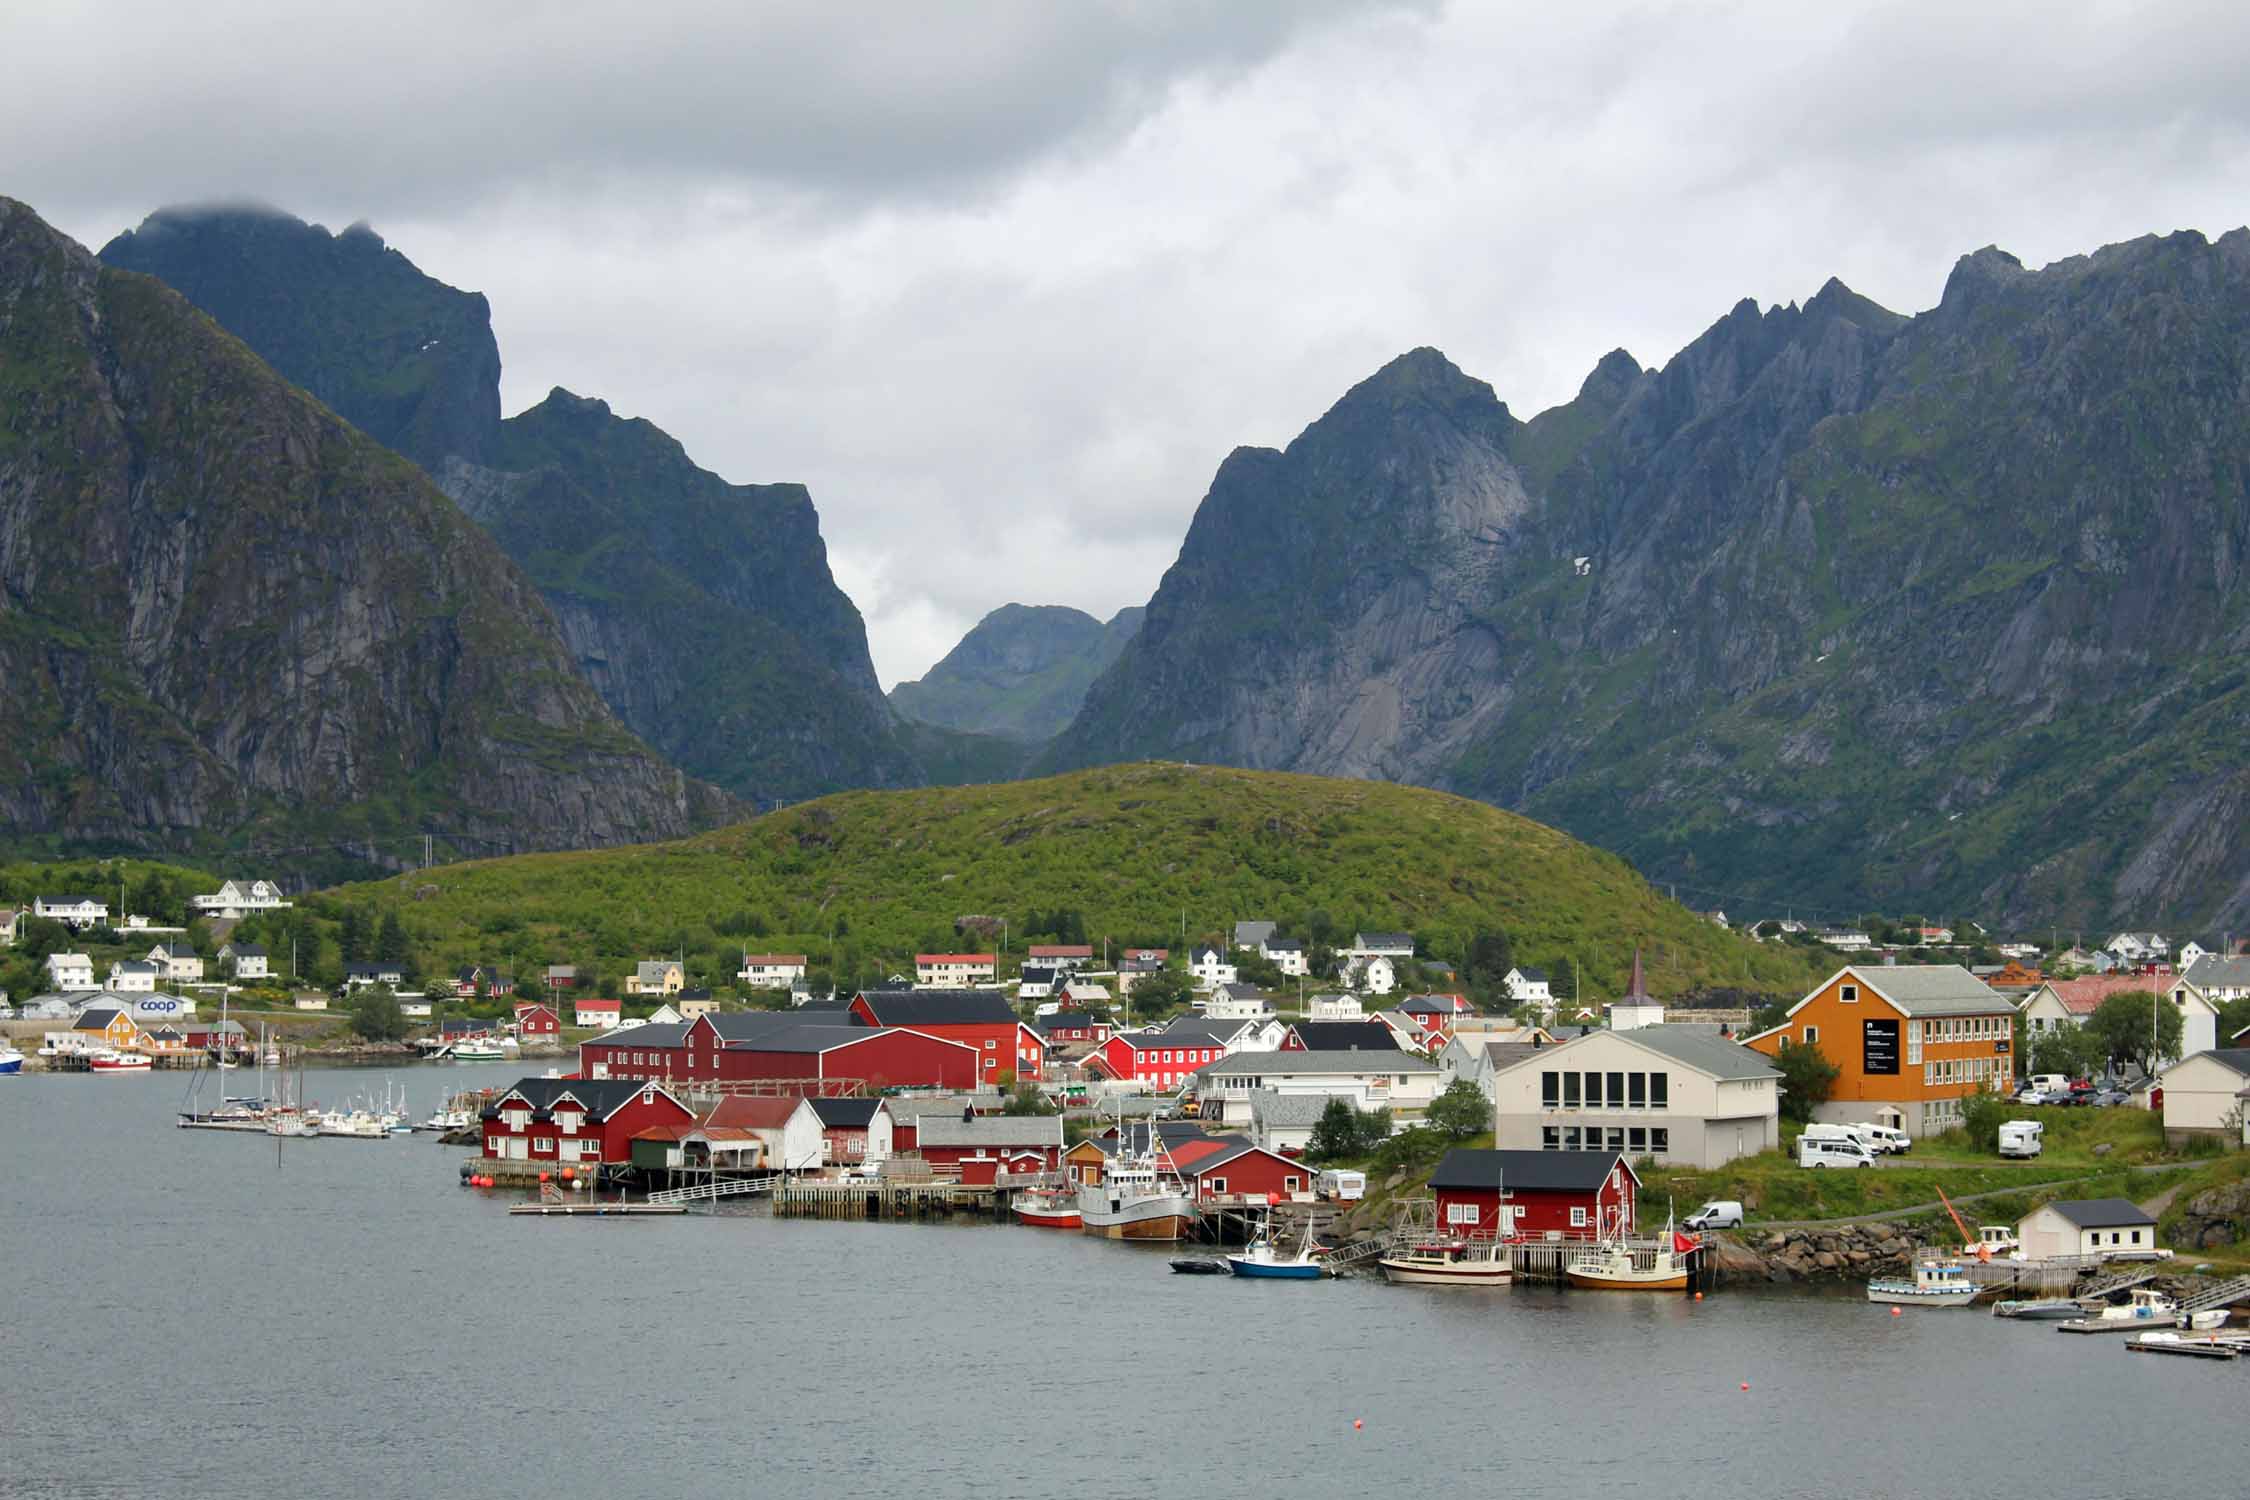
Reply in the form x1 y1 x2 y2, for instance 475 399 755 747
1047 229 2250 928
890 603 1144 742
0 199 728 875
98 205 923 805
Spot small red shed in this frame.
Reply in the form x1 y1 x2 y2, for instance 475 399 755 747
1428 1148 1638 1241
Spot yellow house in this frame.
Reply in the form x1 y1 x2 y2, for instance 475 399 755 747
626 960 687 997
71 1004 148 1052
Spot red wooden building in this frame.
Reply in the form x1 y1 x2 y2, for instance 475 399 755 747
1036 1011 1112 1045
850 991 1044 1084
1170 1142 1314 1204
513 1002 561 1037
913 1113 1064 1174
808 1097 893 1164
1397 994 1476 1036
1082 1029 1227 1092
1428 1148 1639 1241
580 1014 980 1091
479 1077 694 1166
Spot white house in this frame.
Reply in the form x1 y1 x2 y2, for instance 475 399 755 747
2158 1048 2250 1145
1438 1035 1546 1102
191 879 292 918
2177 941 2215 970
1232 920 1277 953
217 942 269 981
2054 946 2120 974
44 952 96 991
1308 993 1364 1022
644 1003 684 1025
0 906 24 946
2105 932 2170 964
107 959 160 994
294 994 330 1011
1346 954 1397 996
400 998 434 1019
2182 955 2250 1004
1501 967 1552 1005
1247 1090 1330 1155
574 997 624 1029
915 953 996 988
1261 936 1308 977
2022 975 2216 1067
2161 979 2222 1061
1188 945 1237 990
1817 929 1873 951
148 943 203 984
1351 931 1416 960
735 953 807 990
2015 1198 2160 1261
341 963 406 991
1190 1049 1443 1126
34 896 109 931
1995 942 2043 961
1488 1023 1782 1170
1199 983 1275 1022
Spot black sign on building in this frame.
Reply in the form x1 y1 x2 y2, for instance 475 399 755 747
1863 1017 1900 1076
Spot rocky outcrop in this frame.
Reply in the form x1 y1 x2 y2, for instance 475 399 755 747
1048 231 2250 928
890 603 1145 742
2167 1179 2250 1251
1729 1224 1937 1283
0 198 729 872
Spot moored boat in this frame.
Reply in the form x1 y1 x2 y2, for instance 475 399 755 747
0 1045 24 1075
1867 1258 1977 1307
1225 1232 1326 1280
1169 1257 1231 1274
1011 1187 1083 1229
448 1039 505 1062
1566 1233 1696 1291
1379 1239 1515 1287
88 1050 153 1073
1078 1158 1197 1242
1993 1297 2081 1319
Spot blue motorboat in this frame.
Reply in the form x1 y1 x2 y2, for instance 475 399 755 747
1224 1235 1326 1280
0 1046 24 1075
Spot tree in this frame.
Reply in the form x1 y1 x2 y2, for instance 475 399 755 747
2085 991 2182 1079
1234 951 1284 989
336 906 368 964
1464 930 1515 1003
1002 1080 1056 1116
13 915 71 962
376 911 412 966
1772 1040 1840 1123
2214 995 2250 1050
2029 1025 2107 1081
1959 1086 2008 1154
1425 1078 1489 1142
348 984 407 1042
1308 1097 1384 1162
1125 967 1195 1019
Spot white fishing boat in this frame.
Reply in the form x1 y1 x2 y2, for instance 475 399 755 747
88 1050 153 1073
1078 1119 1198 1241
449 1039 505 1062
2080 1289 2181 1325
1225 1232 1326 1280
315 1109 391 1139
1379 1238 1514 1286
1866 1258 1978 1307
0 1045 24 1076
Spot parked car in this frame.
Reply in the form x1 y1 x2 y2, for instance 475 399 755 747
2092 1088 2130 1107
1685 1200 1744 1230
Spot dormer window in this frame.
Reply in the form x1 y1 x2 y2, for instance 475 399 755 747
1840 984 1859 1003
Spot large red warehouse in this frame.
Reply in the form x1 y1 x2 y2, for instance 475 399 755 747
850 991 1044 1084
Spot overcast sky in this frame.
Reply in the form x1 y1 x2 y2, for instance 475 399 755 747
12 1 2250 686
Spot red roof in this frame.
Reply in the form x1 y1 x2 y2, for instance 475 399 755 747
741 954 808 965
1163 1139 1232 1170
916 953 996 965
576 997 621 1010
1028 944 1094 958
2043 976 2159 1016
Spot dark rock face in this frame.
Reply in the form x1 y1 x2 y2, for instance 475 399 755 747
100 205 501 472
1048 232 2250 928
0 198 726 871
100 204 925 806
890 603 1145 742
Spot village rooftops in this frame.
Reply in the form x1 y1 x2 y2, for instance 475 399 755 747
914 1114 1064 1150
1232 921 1277 947
2031 975 2167 1015
808 1097 884 1129
1428 1147 1635 1194
2042 1198 2157 1230
2183 956 2250 990
1817 965 2011 1017
483 1077 677 1122
854 990 1018 1026
1192 1049 1438 1077
1286 1021 1402 1051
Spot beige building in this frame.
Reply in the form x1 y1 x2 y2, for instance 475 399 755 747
625 960 686 997
1489 1023 1781 1170
2158 1048 2250 1145
2015 1198 2159 1261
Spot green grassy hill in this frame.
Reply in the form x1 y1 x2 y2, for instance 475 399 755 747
316 763 1821 998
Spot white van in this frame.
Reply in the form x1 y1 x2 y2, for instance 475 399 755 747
1860 1124 1911 1155
2027 1074 2070 1096
1798 1135 1875 1169
1317 1170 1367 1202
1997 1120 2044 1159
1803 1122 1881 1152
1684 1200 1744 1230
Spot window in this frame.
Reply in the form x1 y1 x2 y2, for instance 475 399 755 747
1542 1071 1560 1108
1606 1128 1624 1151
1542 1126 1560 1149
1583 1072 1601 1108
1841 984 1858 1003
1606 1072 1625 1108
1562 1126 1582 1149
1562 1072 1580 1108
1804 1025 1819 1045
1650 1128 1669 1154
1570 1206 1589 1227
1628 1127 1646 1152
1447 1201 1483 1226
1209 1178 1226 1194
1285 1177 1301 1193
1650 1074 1668 1109
1629 1072 1646 1108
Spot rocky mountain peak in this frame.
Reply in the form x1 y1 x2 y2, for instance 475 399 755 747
1939 244 2030 311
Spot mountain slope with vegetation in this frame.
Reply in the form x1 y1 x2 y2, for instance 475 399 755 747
1048 231 2250 929
315 762 1821 1000
99 204 928 806
0 198 725 878
890 603 1144 742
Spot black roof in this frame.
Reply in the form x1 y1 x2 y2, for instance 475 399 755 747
1035 1011 1109 1034
2046 1197 2157 1229
809 1097 883 1128
1287 1021 1402 1052
1428 1148 1630 1194
485 1076 678 1122
854 990 1018 1026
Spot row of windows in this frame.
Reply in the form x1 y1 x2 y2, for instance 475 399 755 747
1543 1125 1670 1154
1915 1015 2007 1042
1540 1070 1671 1110
1927 1057 2008 1087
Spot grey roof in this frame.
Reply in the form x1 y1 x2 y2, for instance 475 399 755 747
1248 1090 1333 1127
885 1093 992 1125
1233 921 1277 946
1263 938 1304 953
914 1114 1063 1149
1214 982 1267 1002
110 960 160 976
485 1076 680 1122
1483 1042 1545 1071
1845 965 2010 1017
222 943 267 957
2185 1048 2250 1079
1513 966 1549 982
1356 932 1414 950
1574 1023 1781 1081
73 1006 130 1030
2183 956 2250 990
2043 1197 2157 1229
1193 1049 1439 1078
594 1021 689 1048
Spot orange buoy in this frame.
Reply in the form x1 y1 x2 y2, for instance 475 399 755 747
1352 1420 1363 1431
1890 1306 1903 1317
538 1171 551 1183
1694 1291 1703 1301
1740 1382 1749 1391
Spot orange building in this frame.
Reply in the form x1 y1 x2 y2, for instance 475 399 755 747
1746 965 2016 1136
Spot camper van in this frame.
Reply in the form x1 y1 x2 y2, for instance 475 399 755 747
1860 1124 1911 1155
1997 1120 2044 1159
1802 1122 1882 1153
1798 1135 1876 1169
1317 1170 1367 1202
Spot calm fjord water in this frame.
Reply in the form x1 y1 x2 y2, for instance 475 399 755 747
1 1065 2235 1500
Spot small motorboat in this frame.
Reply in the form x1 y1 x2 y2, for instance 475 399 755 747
1866 1258 1977 1307
88 1051 153 1074
1169 1257 1232 1275
2185 1308 2231 1331
449 1040 506 1062
1993 1297 2082 1320
1011 1188 1083 1229
0 1046 25 1075
2069 1289 2183 1327
1225 1236 1326 1280
1379 1239 1515 1287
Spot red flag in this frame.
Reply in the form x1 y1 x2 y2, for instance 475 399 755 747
1673 1231 1700 1254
